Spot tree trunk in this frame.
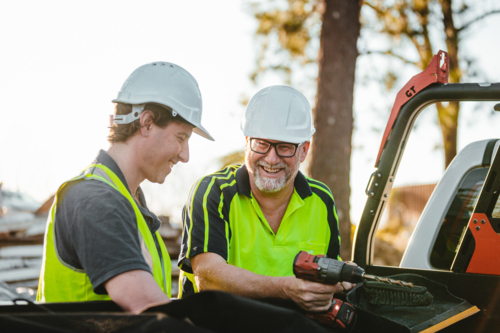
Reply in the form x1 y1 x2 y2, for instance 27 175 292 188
308 0 361 261
438 0 461 168
437 101 459 167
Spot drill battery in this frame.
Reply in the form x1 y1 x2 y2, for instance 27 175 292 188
307 298 356 330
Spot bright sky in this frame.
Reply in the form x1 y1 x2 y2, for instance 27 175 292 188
0 1 259 222
1 1 499 225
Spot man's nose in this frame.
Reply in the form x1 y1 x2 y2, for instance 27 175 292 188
179 142 190 163
264 145 281 164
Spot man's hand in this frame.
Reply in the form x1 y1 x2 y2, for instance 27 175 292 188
339 281 355 293
282 276 343 312
105 269 170 313
191 253 349 312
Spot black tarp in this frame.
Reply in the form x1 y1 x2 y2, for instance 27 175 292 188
0 291 334 333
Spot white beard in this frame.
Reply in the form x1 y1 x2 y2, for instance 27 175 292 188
252 158 300 193
254 167 287 193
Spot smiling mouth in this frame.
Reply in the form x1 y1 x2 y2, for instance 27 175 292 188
260 166 283 174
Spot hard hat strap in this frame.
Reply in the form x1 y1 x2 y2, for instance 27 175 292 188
113 104 145 124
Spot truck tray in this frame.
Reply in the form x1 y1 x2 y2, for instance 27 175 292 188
347 274 479 333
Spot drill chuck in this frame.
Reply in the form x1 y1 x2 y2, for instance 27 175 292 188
317 256 365 284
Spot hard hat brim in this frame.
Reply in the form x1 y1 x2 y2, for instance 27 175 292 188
193 124 214 141
241 131 314 144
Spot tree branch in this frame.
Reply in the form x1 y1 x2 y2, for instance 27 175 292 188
363 50 418 66
458 10 500 33
362 1 386 16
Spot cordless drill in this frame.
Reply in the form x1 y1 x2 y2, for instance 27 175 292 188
292 251 416 330
293 251 414 287
292 251 358 331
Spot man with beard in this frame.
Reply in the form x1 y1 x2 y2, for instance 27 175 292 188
178 86 351 312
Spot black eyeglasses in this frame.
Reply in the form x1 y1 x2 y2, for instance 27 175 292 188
249 138 299 158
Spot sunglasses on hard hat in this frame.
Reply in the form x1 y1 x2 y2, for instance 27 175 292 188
249 138 299 158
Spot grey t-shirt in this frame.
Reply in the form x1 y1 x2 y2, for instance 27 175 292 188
54 150 162 294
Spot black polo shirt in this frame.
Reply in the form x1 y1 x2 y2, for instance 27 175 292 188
54 150 162 294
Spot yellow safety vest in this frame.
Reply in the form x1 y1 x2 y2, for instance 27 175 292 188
37 164 171 302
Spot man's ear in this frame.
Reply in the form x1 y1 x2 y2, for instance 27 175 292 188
299 141 310 163
245 136 250 151
139 110 154 136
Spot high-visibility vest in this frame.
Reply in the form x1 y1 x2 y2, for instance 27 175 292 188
37 164 171 302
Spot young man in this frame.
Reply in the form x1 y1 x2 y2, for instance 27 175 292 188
179 85 352 312
37 62 213 313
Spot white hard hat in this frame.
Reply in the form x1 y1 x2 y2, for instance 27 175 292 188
112 61 213 141
241 85 315 144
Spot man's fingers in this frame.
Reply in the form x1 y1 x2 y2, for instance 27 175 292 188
341 281 355 291
306 299 333 308
301 291 335 303
306 304 332 313
298 298 332 312
303 299 333 312
287 277 347 312
300 279 340 294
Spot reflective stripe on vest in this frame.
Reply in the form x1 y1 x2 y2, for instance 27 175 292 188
36 164 171 302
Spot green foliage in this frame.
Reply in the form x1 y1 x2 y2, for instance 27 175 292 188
248 0 500 168
249 0 322 84
250 0 500 87
362 0 500 166
363 0 500 78
363 0 434 70
383 70 398 90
